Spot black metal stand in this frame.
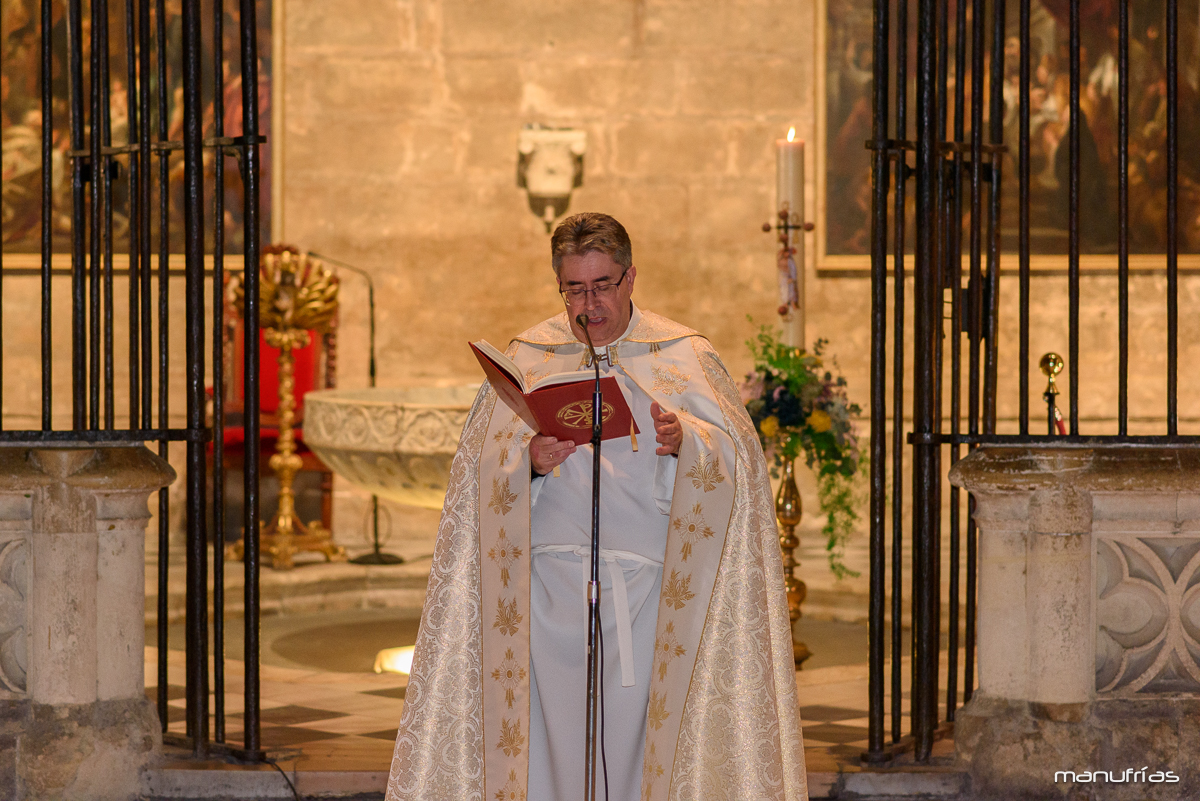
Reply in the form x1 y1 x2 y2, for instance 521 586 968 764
310 251 405 567
351 496 405 565
578 315 603 801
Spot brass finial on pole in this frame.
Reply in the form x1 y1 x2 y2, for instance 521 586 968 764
1040 352 1065 436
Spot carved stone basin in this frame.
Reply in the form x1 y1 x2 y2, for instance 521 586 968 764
303 386 480 510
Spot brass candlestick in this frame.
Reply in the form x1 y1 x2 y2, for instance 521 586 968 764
776 456 812 667
227 246 347 570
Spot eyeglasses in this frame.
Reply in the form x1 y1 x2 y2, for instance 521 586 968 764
559 269 629 306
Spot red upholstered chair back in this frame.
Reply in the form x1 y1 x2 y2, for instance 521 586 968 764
229 324 324 421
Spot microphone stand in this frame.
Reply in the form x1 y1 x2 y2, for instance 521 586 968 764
576 314 603 801
308 251 403 566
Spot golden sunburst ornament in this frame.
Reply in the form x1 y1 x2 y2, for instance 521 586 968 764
490 647 527 709
671 503 715 562
487 528 522 589
654 621 687 681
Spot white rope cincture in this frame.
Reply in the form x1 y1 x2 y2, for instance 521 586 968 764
531 543 662 687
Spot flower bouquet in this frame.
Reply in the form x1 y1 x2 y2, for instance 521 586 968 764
741 324 862 578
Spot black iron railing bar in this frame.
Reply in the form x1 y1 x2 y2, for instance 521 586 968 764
139 0 152 431
1117 0 1129 435
951 0 972 707
126 0 141 428
0 429 207 442
99 0 116 431
911 0 940 763
67 0 86 428
865 0 891 766
239 0 264 757
1018 0 1030 436
934 0 959 726
1067 0 1080 433
983 0 1004 440
87 0 103 429
181 0 210 756
889 0 908 748
211 0 227 744
154 0 171 737
40 0 53 430
1166 0 1178 435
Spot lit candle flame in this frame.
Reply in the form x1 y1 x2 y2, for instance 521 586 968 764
787 127 796 143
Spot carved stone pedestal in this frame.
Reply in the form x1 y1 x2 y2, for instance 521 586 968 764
951 447 1200 800
0 446 174 800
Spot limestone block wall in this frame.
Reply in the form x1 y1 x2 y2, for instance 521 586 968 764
3 0 1200 576
0 447 174 801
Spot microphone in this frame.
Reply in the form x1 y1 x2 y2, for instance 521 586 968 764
576 314 599 367
575 314 603 442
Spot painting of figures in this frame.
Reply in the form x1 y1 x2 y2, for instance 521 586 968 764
822 0 1200 261
0 0 271 254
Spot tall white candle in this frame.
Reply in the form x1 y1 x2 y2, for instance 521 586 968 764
775 128 805 349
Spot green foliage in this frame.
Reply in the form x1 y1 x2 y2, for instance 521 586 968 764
741 321 864 577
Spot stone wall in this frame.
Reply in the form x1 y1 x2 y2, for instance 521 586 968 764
3 0 1200 580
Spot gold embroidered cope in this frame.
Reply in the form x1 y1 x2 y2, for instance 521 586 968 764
386 312 808 801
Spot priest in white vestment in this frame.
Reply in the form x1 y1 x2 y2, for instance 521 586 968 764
387 213 808 801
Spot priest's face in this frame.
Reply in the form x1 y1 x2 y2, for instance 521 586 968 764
559 251 636 348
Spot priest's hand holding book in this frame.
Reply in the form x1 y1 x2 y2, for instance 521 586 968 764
531 435 577 476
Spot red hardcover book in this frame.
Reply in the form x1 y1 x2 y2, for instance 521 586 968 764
469 341 640 446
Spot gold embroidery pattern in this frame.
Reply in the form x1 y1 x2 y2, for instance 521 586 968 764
494 768 527 801
676 407 712 447
493 597 523 636
672 502 715 562
488 477 518 516
497 718 525 757
686 451 726 492
493 416 532 467
642 741 665 801
490 647 527 709
487 528 522 589
652 363 690 396
542 345 558 363
647 690 670 731
662 569 695 611
654 620 686 681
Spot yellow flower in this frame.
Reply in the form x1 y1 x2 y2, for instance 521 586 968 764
807 409 832 433
759 415 780 439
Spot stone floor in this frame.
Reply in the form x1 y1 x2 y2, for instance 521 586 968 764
145 608 965 799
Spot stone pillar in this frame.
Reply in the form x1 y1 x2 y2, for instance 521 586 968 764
951 447 1200 800
0 446 175 800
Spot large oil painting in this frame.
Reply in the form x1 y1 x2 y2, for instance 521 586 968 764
821 0 1200 267
1 0 271 255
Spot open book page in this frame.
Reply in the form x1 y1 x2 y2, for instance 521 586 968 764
470 340 526 391
528 369 598 391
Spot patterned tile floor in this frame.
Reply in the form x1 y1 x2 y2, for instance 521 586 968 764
147 647 962 795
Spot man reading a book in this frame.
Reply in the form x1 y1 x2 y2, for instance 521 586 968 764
387 213 808 801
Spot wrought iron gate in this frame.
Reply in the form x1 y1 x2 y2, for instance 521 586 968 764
5 0 265 759
866 0 1200 764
